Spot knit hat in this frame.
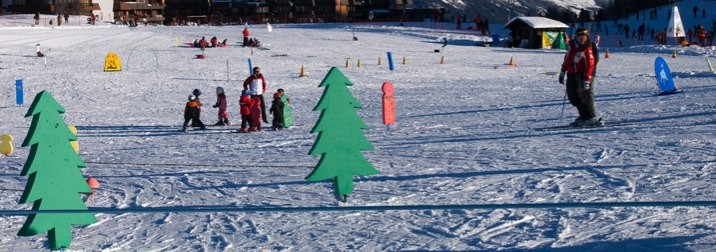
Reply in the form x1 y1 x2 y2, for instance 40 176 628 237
216 87 224 94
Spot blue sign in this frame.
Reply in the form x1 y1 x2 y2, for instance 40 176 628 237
15 79 23 105
654 57 679 95
387 52 394 72
491 34 500 47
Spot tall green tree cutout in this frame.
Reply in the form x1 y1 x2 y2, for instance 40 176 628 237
307 67 379 201
18 90 96 250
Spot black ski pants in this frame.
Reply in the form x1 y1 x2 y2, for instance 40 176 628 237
566 73 596 120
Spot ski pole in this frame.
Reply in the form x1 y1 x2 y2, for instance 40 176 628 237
560 89 567 118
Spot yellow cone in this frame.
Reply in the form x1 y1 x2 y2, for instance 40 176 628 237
357 59 361 68
378 56 382 65
440 55 445 64
0 134 14 156
300 65 306 77
402 56 407 65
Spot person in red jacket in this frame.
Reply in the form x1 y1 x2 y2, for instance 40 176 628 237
237 89 253 133
243 66 268 123
212 86 229 126
242 27 250 47
558 28 602 127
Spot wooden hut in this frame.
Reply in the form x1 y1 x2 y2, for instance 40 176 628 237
504 16 569 49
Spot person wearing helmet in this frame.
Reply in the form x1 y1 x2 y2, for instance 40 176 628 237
558 28 602 127
237 89 253 133
212 86 230 126
190 89 204 127
182 94 206 132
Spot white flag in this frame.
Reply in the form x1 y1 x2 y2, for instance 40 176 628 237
667 6 685 37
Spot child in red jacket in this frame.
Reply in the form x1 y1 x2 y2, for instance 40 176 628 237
248 96 262 132
212 87 229 126
238 90 253 133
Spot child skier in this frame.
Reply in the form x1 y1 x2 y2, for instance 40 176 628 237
248 96 262 132
269 92 285 130
212 86 229 126
238 90 253 133
191 89 204 127
183 94 206 132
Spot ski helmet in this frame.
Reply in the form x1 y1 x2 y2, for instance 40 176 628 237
188 95 196 101
216 87 224 94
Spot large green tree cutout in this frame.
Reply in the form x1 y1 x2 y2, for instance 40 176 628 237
307 67 379 200
18 90 96 250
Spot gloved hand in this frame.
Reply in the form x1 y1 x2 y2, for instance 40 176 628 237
558 72 565 84
581 79 591 92
212 105 218 108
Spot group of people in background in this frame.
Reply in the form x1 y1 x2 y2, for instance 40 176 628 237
182 66 289 133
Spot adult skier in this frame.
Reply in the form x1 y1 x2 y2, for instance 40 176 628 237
558 28 602 127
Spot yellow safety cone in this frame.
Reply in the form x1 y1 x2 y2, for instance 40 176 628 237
440 55 445 64
357 59 361 68
402 56 407 65
378 56 382 65
300 65 306 77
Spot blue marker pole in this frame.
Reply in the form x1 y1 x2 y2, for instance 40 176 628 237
15 79 23 106
248 57 253 75
387 52 394 72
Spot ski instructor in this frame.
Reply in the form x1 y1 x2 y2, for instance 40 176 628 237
243 66 269 123
558 28 602 127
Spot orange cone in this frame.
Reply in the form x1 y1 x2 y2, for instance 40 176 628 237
299 65 306 77
604 48 610 59
671 50 677 58
506 56 517 66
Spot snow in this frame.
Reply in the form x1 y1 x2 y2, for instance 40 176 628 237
0 3 716 250
505 16 570 29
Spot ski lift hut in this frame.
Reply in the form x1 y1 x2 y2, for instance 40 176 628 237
504 17 569 49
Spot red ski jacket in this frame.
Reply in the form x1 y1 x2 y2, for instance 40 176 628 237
239 95 252 115
561 40 595 82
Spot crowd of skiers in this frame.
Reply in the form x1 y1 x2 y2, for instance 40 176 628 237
182 66 289 133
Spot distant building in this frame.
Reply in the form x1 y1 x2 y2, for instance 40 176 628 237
504 16 569 49
114 0 165 24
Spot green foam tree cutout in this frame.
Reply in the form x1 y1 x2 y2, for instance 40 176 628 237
17 90 96 250
307 67 379 200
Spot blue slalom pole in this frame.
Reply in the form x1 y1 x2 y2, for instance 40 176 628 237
15 79 23 106
387 52 394 72
248 57 253 75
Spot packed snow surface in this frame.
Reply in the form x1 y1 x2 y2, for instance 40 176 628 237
0 12 715 251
